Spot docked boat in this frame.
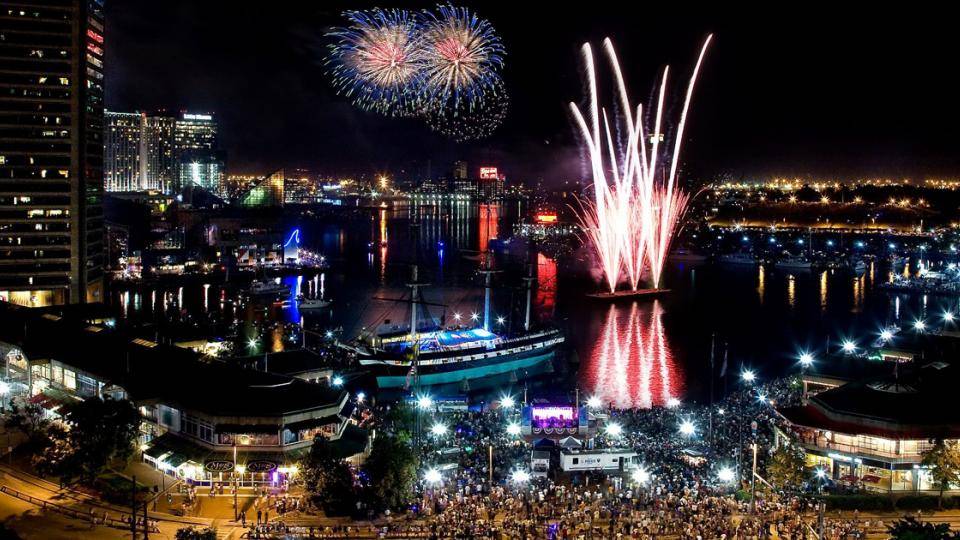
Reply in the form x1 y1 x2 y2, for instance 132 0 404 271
356 264 564 390
775 256 813 270
298 297 331 311
719 252 759 265
246 280 291 297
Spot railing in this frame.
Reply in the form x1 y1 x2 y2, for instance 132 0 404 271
0 485 160 533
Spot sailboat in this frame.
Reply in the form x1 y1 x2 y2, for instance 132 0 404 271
356 260 565 390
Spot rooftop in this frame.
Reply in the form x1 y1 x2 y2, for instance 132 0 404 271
0 301 346 420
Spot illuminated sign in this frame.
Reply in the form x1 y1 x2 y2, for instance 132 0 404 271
535 213 558 224
479 167 499 180
204 460 235 472
183 113 213 121
246 460 277 473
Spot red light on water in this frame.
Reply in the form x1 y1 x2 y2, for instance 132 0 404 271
579 300 683 409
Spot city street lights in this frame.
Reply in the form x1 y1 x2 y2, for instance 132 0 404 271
841 340 856 354
417 395 434 410
424 468 442 485
815 468 828 539
741 370 756 383
605 422 623 438
506 422 521 436
500 395 515 409
798 352 814 368
879 329 893 342
430 422 448 437
678 419 696 437
945 311 955 324
718 466 736 484
914 319 927 332
632 467 650 485
511 469 531 485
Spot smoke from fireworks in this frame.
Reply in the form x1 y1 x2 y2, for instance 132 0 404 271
325 5 506 140
571 35 712 292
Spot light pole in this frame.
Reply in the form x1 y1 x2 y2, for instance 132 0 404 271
749 442 758 515
815 468 827 539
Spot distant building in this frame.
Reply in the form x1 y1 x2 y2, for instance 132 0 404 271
240 170 285 207
178 153 224 193
453 160 468 180
174 112 219 193
0 0 106 306
140 113 176 193
104 111 142 192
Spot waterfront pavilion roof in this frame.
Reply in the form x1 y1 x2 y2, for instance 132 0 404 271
779 361 960 439
0 301 347 421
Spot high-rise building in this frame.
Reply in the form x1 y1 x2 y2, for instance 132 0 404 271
104 110 140 192
178 154 223 194
140 112 176 193
174 112 217 192
0 0 106 306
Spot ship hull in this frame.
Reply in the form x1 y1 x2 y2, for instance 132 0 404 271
361 332 563 389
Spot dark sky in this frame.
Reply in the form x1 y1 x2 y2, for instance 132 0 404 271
105 2 960 184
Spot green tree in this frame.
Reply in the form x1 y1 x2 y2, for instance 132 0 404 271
37 397 141 485
175 526 217 540
921 439 960 508
4 398 50 447
765 445 806 491
363 433 419 512
888 517 960 540
301 438 357 516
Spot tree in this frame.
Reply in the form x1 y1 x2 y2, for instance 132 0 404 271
38 397 141 485
363 433 419 512
888 517 960 540
765 445 806 491
301 438 357 516
921 439 960 508
175 526 217 540
4 398 50 446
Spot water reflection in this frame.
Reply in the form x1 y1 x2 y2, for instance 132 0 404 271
535 254 557 322
579 300 683 409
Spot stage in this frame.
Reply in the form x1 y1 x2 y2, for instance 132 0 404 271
585 288 671 300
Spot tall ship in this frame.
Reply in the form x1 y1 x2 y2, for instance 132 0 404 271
356 262 565 391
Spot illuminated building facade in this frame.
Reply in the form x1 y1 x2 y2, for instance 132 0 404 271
104 110 141 191
178 153 223 193
140 112 176 193
0 0 106 306
240 169 285 207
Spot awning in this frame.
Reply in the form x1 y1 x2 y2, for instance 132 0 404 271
142 432 210 468
215 424 279 434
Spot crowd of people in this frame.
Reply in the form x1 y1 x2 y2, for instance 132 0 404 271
243 377 891 538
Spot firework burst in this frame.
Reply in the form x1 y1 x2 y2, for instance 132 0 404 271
326 8 426 116
570 35 712 293
424 78 509 142
420 5 506 110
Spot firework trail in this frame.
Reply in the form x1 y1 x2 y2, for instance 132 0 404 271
570 35 712 292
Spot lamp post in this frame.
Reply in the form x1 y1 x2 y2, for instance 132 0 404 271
749 442 758 515
815 468 827 539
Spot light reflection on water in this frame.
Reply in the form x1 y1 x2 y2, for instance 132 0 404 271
578 300 684 409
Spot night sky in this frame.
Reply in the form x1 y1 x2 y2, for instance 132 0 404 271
105 2 960 184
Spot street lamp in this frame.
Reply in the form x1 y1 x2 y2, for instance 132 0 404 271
679 419 696 437
417 395 434 409
332 375 344 387
496 316 506 326
453 312 462 322
798 352 814 368
247 337 258 350
718 467 736 484
511 469 531 485
632 468 650 485
914 319 927 332
424 468 442 485
500 395 515 409
945 312 955 323
605 422 623 437
741 370 756 383
841 340 856 354
430 422 447 437
879 329 893 342
470 312 479 322
506 422 521 436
